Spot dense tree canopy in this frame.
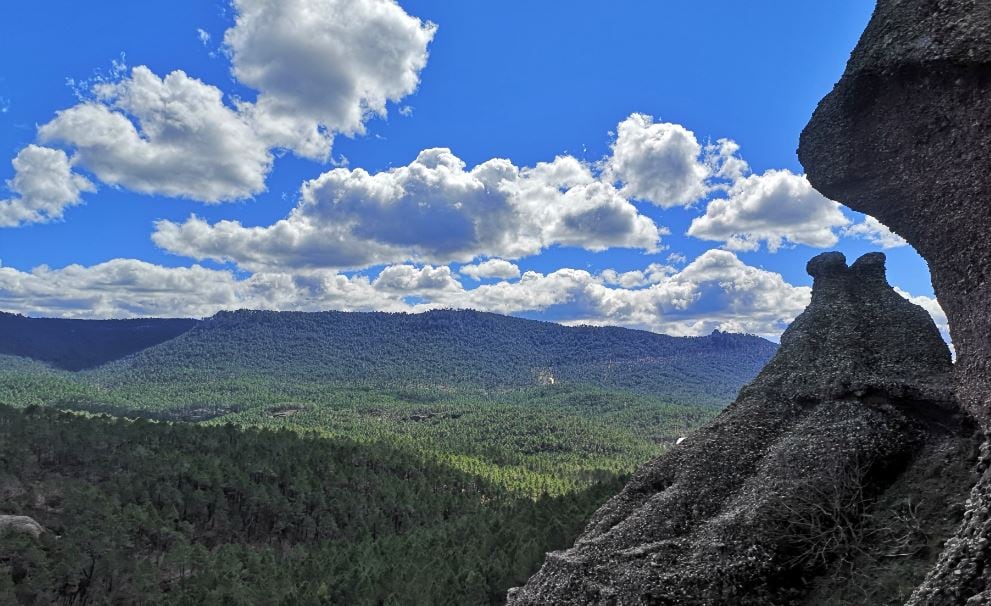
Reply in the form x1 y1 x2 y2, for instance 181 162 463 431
0 405 623 605
92 309 775 406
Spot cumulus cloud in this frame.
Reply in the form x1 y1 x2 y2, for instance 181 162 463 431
599 263 673 289
687 169 850 252
153 149 664 271
431 249 813 338
460 259 520 281
39 66 272 202
226 0 436 159
373 264 461 291
843 215 908 249
705 138 750 182
604 113 711 208
0 146 95 227
0 260 244 319
0 251 806 337
2 0 434 219
4 251 950 344
0 259 403 319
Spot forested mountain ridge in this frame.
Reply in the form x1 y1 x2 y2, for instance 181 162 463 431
0 308 777 405
0 312 197 371
0 308 775 488
0 310 776 602
0 308 775 495
89 308 777 406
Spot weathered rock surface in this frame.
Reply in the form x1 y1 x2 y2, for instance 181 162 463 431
508 252 975 605
0 515 44 539
799 0 991 428
799 2 991 602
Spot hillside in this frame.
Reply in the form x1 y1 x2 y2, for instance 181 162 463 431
0 312 196 371
0 404 622 604
0 309 774 493
88 309 777 407
0 312 768 603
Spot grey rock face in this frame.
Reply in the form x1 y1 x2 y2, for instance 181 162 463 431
508 253 971 605
799 0 991 425
0 515 44 539
798 3 991 602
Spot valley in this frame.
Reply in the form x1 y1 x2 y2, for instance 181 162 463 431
0 309 776 603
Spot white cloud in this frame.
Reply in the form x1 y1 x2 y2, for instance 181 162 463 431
604 113 711 208
687 169 850 252
599 263 673 288
373 264 460 291
226 0 436 159
429 249 812 338
2 0 435 219
0 260 244 319
0 145 95 227
705 138 750 182
0 259 402 319
843 215 908 249
153 149 664 271
599 268 648 289
0 253 951 346
460 259 520 281
197 28 211 46
0 251 807 338
39 66 272 202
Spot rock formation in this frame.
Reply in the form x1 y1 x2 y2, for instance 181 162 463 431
798 2 991 602
508 252 976 605
798 0 991 428
0 515 44 539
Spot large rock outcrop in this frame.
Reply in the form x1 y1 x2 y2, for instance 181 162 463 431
508 252 976 605
799 0 991 428
0 515 44 539
798 2 991 602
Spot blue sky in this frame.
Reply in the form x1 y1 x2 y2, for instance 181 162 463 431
0 1 946 340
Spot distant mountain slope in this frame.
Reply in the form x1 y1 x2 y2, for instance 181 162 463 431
92 309 777 406
0 312 197 370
